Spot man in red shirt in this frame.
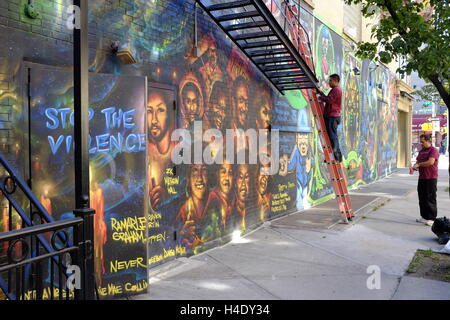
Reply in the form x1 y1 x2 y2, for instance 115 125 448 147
319 74 343 162
412 134 440 226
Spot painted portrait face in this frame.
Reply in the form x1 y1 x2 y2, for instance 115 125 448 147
211 91 227 129
322 37 329 56
43 185 50 197
297 133 310 157
218 161 233 195
190 164 208 200
234 82 249 127
257 168 269 196
183 84 200 122
208 45 218 67
256 96 272 130
236 164 250 202
147 92 169 142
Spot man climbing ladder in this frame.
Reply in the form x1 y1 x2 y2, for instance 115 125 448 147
319 74 343 163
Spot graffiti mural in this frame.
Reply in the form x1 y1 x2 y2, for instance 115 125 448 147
28 67 148 297
0 0 400 299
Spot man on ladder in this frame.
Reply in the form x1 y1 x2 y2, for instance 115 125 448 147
319 74 343 163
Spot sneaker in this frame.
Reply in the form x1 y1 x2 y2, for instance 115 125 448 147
416 218 434 226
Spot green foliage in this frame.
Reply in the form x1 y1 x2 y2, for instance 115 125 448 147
344 0 450 108
413 84 447 105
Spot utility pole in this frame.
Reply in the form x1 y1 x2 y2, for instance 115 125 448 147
432 102 436 147
447 112 449 157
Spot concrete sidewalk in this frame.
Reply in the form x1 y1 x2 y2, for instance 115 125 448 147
132 162 450 300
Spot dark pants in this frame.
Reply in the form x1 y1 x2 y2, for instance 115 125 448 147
324 116 342 162
418 179 437 221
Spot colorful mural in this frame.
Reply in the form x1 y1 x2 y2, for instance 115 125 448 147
28 67 148 298
0 0 399 299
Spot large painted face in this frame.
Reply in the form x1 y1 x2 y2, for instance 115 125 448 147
218 162 233 195
147 93 169 142
234 83 249 127
236 165 250 202
190 164 208 200
211 91 227 129
297 133 310 157
256 97 272 130
183 87 200 122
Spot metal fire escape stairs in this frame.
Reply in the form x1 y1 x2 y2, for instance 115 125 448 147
195 0 354 222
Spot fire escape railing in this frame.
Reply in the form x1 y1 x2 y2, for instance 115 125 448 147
195 0 319 93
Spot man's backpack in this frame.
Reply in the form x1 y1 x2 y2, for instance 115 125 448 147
432 217 450 245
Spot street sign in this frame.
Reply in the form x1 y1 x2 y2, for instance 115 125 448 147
433 121 440 132
422 123 433 131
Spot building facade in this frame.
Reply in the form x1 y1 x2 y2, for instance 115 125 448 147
0 0 400 299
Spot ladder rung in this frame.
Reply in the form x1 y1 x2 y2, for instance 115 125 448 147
235 31 274 40
226 21 268 31
241 40 282 49
217 11 260 22
208 0 252 11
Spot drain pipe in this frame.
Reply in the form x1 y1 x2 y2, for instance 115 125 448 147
194 1 199 58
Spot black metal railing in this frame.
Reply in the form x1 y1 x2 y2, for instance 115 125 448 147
0 218 82 300
0 153 95 300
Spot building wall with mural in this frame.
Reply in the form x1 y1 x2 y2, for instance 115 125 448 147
0 0 398 299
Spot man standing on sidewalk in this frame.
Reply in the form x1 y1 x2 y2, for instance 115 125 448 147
412 134 440 226
319 74 343 162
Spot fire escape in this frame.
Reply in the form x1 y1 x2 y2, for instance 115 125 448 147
195 0 355 222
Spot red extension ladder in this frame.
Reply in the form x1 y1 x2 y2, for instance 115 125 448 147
305 89 355 223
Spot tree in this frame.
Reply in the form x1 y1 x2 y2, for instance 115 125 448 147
414 84 448 107
344 0 449 195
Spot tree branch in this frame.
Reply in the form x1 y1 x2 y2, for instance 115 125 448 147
428 74 450 109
